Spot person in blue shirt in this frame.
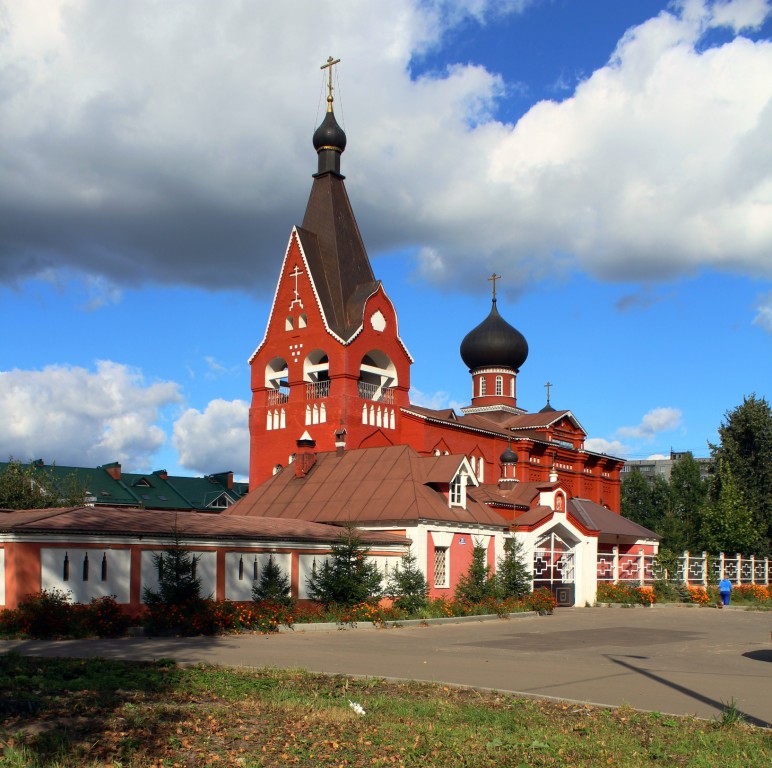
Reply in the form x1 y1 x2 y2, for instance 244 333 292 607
718 578 733 606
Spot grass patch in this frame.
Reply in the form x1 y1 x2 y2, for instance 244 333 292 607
0 653 769 766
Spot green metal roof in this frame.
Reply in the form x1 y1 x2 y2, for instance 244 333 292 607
0 461 248 512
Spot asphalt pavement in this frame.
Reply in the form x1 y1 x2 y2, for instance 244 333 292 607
3 604 771 727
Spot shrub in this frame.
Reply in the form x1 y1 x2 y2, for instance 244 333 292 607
14 589 73 638
687 586 711 605
74 596 130 638
597 583 656 606
522 588 557 614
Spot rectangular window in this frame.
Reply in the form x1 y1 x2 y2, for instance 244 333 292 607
450 475 461 507
433 546 448 588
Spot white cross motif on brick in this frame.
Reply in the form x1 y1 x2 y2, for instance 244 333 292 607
289 265 304 310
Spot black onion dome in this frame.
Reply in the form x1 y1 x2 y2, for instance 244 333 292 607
500 444 518 464
539 402 556 413
313 110 347 153
460 300 529 372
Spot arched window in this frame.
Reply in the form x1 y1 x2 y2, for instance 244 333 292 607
358 350 397 403
495 376 503 396
265 357 289 404
304 349 330 399
299 313 308 328
479 377 487 397
285 315 294 331
510 377 515 397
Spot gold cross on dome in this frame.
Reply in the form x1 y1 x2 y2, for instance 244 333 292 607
321 56 341 110
488 272 501 300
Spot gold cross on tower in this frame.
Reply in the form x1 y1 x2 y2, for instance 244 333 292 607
321 56 341 111
488 273 501 301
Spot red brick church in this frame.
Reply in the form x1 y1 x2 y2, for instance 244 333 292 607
228 62 655 607
246 69 622 512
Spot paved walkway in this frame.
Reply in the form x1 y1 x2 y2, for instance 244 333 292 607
3 605 771 727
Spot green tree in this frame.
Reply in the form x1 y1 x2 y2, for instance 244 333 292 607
710 394 772 553
454 539 496 603
700 461 759 554
142 530 203 607
621 468 661 531
0 458 88 509
665 453 707 552
306 525 383 606
495 536 531 598
386 547 428 614
252 554 293 606
0 459 51 509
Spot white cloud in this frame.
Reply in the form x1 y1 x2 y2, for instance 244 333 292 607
0 0 770 298
409 386 465 411
0 361 181 468
172 399 249 477
753 291 772 332
617 407 683 439
585 437 630 456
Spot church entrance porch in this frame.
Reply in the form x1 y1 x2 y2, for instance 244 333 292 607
532 529 577 607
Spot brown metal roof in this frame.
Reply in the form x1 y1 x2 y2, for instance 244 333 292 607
568 499 661 540
298 173 379 341
469 482 544 509
0 506 408 546
225 445 507 529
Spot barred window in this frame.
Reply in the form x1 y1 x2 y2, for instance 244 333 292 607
434 546 448 588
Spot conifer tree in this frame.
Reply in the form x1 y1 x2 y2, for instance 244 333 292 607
454 539 496 603
142 526 203 606
252 554 293 606
495 537 531 598
306 525 383 606
386 547 428 614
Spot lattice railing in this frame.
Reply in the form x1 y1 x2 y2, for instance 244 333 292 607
596 550 770 586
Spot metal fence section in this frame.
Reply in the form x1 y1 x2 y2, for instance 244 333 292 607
596 549 770 586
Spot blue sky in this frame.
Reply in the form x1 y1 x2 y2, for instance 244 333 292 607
1 0 771 479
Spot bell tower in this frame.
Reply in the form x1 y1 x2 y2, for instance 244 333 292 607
248 59 413 485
